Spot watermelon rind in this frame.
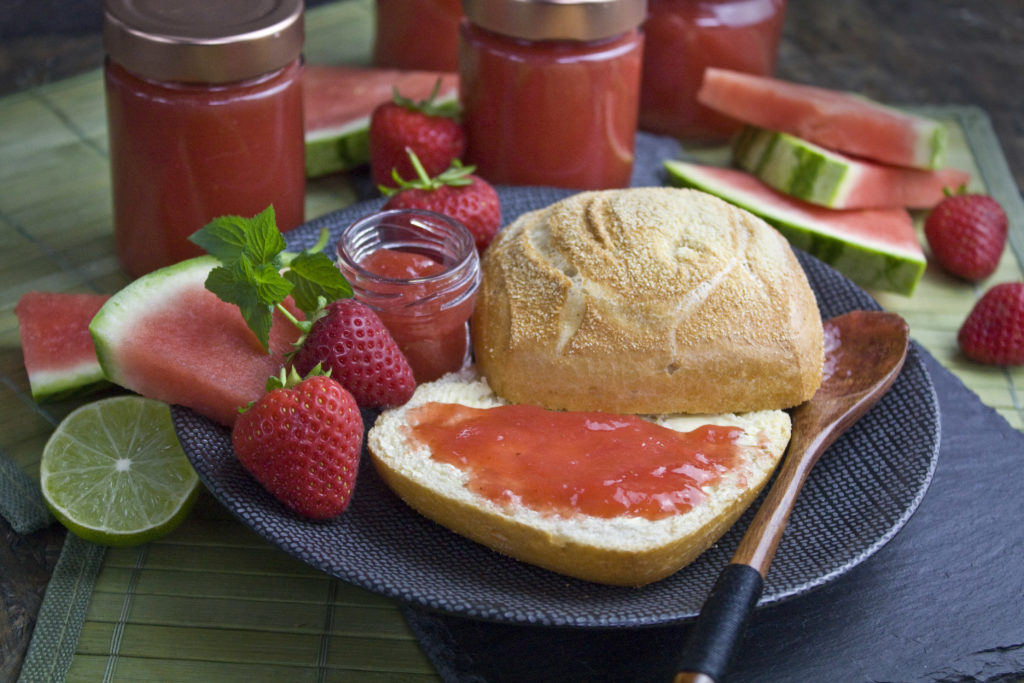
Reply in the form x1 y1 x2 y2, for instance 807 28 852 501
844 93 949 171
27 364 111 403
304 92 458 179
16 291 113 402
90 256 218 389
664 160 926 296
697 68 949 171
733 126 859 208
306 117 371 178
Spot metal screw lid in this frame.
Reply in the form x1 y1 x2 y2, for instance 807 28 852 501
103 0 304 84
462 0 646 42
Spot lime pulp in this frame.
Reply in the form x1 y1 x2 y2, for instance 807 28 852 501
40 396 200 546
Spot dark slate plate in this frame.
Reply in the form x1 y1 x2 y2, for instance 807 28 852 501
172 186 940 628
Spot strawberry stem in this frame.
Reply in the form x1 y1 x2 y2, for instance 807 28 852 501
392 77 460 119
379 148 476 196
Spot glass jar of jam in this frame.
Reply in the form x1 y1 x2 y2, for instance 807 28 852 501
103 0 306 278
639 0 787 142
373 0 463 71
336 209 481 383
458 0 646 189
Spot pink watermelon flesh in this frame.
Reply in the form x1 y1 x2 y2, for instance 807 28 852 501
732 127 972 210
15 291 111 401
117 285 299 427
303 65 458 132
838 163 970 210
90 258 302 427
664 160 926 295
303 65 459 177
698 68 948 170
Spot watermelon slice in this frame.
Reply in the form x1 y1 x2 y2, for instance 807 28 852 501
15 291 111 401
664 160 926 296
697 68 948 170
303 65 459 178
90 256 302 427
733 126 971 210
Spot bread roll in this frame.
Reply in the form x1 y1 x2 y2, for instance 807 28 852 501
472 188 824 415
368 368 791 587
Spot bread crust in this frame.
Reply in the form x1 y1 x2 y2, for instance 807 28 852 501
368 370 790 586
472 188 824 414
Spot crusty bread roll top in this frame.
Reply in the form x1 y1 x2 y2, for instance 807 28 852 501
472 188 824 415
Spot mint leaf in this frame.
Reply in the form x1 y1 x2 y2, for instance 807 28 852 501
284 251 354 316
189 215 252 263
205 256 291 351
189 206 285 266
244 206 287 266
193 206 354 353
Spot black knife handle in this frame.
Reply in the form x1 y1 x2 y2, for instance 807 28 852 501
675 563 764 683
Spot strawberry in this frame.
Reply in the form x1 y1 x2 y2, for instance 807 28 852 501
233 366 364 519
370 80 465 190
958 282 1024 365
382 150 501 252
291 299 415 408
924 192 1008 281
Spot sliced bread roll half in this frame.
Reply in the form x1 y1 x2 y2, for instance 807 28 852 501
472 187 824 415
368 368 791 587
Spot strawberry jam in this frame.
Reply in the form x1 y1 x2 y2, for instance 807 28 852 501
406 402 744 520
640 0 787 142
336 209 481 383
103 0 306 278
361 249 446 281
373 0 462 71
458 0 645 189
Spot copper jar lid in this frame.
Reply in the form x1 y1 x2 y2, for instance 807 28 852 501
462 0 647 42
103 0 304 83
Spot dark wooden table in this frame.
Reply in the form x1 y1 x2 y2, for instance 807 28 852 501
2 1 1022 680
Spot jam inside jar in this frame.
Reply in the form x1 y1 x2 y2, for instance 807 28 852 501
105 60 305 278
458 0 645 190
372 0 462 71
102 0 306 278
336 209 481 383
639 0 787 142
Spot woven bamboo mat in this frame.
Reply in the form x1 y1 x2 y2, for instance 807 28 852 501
2 1 1023 681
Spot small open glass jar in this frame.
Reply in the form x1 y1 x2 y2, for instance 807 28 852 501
103 0 306 278
336 209 481 383
458 0 646 189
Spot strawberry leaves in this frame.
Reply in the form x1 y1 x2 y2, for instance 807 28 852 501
190 205 353 352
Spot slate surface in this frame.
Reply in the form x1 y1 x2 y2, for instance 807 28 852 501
403 349 1024 682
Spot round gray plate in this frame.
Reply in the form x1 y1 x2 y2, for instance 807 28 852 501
173 186 940 628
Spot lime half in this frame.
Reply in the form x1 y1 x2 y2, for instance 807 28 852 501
41 396 200 546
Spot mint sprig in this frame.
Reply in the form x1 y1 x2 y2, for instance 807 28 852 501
189 205 353 353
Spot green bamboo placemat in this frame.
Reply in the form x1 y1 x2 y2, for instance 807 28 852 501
2 0 1022 681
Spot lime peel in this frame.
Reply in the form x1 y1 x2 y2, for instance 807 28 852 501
41 396 200 547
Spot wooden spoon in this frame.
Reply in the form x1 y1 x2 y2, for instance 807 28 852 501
675 310 910 683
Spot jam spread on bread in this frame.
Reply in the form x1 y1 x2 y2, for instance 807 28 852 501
405 402 744 520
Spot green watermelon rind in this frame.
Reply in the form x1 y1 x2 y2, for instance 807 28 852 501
90 256 218 388
664 160 926 297
305 118 371 178
733 126 859 208
28 364 111 403
844 92 949 171
304 91 459 179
